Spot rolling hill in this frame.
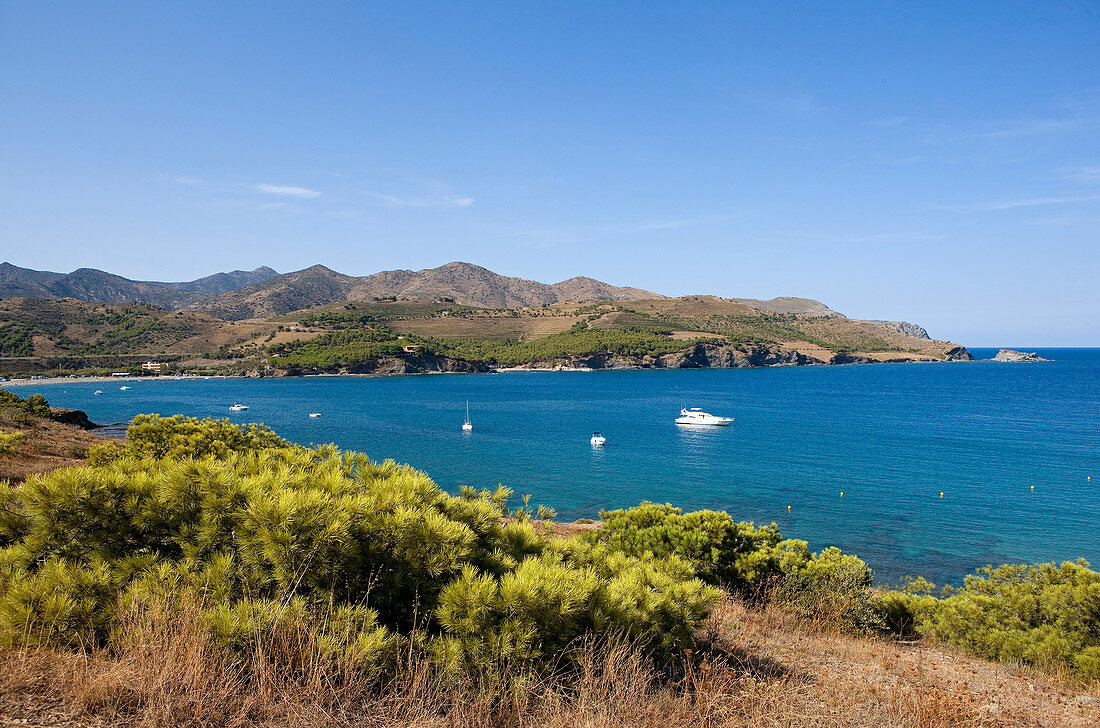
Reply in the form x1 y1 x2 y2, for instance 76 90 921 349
0 261 662 318
199 262 665 319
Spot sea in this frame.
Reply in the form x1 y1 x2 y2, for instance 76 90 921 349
7 348 1098 586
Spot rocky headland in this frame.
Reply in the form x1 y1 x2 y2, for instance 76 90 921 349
499 341 973 372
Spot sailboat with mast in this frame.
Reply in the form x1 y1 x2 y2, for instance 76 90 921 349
462 400 473 431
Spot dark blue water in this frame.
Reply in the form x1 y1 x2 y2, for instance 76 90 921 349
8 348 1098 585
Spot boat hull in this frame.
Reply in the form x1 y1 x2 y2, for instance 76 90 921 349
675 417 733 426
673 422 734 428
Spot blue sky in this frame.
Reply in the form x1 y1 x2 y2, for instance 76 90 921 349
2 2 1098 345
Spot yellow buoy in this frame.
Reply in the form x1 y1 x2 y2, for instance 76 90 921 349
840 491 844 497
787 505 791 511
939 492 944 498
1031 485 1035 491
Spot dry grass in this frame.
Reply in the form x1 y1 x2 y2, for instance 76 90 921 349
1 594 1096 728
0 415 105 483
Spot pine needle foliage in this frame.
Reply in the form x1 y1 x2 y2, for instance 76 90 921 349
0 416 720 681
586 502 856 593
87 414 288 462
879 559 1100 679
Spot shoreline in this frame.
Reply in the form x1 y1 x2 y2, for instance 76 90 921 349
1 374 232 386
1 356 983 386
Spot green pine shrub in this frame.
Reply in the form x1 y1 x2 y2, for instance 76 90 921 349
767 542 882 633
0 416 721 683
880 560 1100 679
87 413 288 463
0 389 52 418
586 502 883 634
0 430 24 454
584 502 785 590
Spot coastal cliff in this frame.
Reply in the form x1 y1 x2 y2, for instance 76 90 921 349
505 341 973 371
279 354 494 377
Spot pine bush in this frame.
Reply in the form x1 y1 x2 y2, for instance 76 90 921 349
0 416 721 681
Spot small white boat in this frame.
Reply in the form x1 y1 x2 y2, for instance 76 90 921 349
119 386 130 391
94 390 103 395
675 407 733 426
590 432 606 446
308 412 321 418
462 400 473 431
229 403 248 412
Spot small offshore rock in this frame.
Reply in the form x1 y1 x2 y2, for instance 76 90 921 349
992 349 1050 363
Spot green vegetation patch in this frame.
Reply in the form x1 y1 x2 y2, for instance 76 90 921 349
0 389 52 419
587 502 882 633
268 326 408 368
0 325 35 356
0 415 720 678
0 300 216 358
880 561 1100 679
429 324 718 366
267 321 718 369
0 430 24 454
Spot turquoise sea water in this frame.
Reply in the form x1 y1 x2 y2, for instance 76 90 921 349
8 348 1099 585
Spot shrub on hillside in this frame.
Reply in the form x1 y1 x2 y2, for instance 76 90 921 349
880 560 1100 679
768 541 882 633
586 502 884 634
87 413 288 463
0 390 51 418
584 502 786 590
0 430 24 455
0 417 720 680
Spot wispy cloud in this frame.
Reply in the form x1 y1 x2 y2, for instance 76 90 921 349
166 173 476 215
254 183 321 198
1057 165 1100 184
938 192 1100 212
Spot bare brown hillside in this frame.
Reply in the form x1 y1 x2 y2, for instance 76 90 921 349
199 262 665 319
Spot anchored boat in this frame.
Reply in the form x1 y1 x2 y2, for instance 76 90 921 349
675 408 733 426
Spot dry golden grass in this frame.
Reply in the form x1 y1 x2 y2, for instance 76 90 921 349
0 415 105 483
1 593 1095 728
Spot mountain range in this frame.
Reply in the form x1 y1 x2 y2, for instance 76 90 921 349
0 261 931 341
0 261 663 319
0 262 279 311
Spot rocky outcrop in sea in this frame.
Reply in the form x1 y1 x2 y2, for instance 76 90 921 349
992 349 1049 363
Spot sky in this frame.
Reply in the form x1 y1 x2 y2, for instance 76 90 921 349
1 2 1098 346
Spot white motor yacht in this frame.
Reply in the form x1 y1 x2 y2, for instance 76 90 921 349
675 407 733 426
119 386 130 391
229 403 248 412
590 432 606 445
94 390 103 395
308 412 321 418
